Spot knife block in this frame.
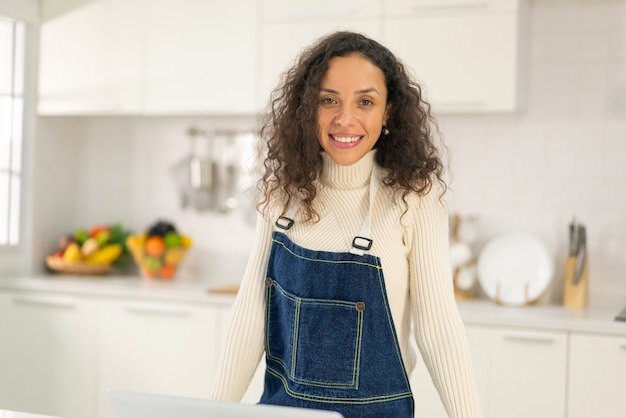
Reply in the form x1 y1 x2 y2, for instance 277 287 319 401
563 255 589 308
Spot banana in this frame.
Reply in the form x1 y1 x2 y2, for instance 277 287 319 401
85 244 122 264
62 243 82 262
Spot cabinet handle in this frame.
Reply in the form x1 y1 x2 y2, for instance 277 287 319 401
124 302 192 317
12 295 77 309
287 8 357 18
502 333 556 344
433 101 488 109
410 2 490 12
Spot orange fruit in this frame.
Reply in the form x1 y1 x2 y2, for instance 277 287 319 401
140 264 157 278
159 264 177 280
144 236 166 257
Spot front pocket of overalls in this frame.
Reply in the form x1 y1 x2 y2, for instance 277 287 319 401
265 280 364 389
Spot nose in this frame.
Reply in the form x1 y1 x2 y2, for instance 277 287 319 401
334 104 354 126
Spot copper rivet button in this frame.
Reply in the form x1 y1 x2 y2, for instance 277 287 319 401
265 278 274 287
355 302 365 312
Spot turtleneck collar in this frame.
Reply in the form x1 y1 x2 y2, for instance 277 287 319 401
319 150 376 190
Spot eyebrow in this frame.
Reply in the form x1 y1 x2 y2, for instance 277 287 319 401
320 87 381 95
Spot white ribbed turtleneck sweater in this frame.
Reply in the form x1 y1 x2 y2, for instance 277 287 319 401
211 151 483 417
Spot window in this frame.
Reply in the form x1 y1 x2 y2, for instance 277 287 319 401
0 16 24 246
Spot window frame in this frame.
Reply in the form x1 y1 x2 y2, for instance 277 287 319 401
0 16 25 247
0 0 38 275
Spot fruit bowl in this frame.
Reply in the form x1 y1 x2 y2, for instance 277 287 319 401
46 256 112 275
46 223 131 276
126 220 192 280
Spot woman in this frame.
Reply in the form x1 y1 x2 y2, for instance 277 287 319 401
211 31 483 418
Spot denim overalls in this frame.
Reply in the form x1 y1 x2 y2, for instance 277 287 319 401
260 166 415 418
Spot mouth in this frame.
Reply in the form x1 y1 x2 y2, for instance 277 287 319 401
331 134 363 144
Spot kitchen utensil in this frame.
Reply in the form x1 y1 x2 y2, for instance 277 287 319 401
563 220 589 308
477 233 553 307
572 225 586 285
171 127 248 212
615 306 626 322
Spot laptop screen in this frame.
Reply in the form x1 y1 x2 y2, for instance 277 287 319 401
108 389 344 418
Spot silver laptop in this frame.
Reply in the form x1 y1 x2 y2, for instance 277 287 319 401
107 389 344 418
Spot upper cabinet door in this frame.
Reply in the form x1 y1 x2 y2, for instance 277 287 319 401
262 0 379 22
258 0 381 110
382 0 525 113
142 0 258 115
384 0 518 15
38 0 144 114
39 0 258 115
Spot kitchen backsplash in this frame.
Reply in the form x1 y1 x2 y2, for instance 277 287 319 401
31 0 626 299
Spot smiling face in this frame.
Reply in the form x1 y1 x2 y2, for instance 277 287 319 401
316 53 390 166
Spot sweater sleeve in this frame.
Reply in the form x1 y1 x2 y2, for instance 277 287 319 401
209 212 273 401
407 186 484 418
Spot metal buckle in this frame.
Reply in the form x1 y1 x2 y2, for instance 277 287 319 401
275 216 294 230
352 236 373 251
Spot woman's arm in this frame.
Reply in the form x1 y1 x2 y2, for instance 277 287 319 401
210 212 274 401
407 187 484 418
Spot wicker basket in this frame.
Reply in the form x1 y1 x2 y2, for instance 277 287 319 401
46 256 112 275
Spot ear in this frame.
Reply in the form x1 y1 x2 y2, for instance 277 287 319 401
383 103 392 125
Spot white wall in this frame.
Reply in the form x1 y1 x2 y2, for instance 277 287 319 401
441 0 626 299
31 0 626 298
32 116 259 284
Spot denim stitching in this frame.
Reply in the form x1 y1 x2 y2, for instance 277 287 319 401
272 237 381 270
375 258 413 390
266 366 413 404
291 298 300 378
267 280 362 389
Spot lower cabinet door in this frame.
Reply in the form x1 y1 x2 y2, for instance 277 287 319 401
95 299 222 418
410 325 489 418
0 291 97 418
568 333 626 418
486 327 567 418
410 324 567 418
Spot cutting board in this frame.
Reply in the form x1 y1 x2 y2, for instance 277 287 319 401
207 284 240 295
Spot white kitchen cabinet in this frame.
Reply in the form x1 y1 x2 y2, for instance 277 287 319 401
142 0 258 114
0 291 98 418
382 0 526 113
568 333 626 418
38 0 144 114
95 298 229 418
410 325 489 417
482 325 568 418
258 0 381 109
261 0 379 22
38 0 258 115
411 324 567 418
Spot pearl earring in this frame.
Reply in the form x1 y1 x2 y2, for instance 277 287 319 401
383 126 390 136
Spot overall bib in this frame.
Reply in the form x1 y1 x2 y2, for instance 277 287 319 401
260 166 415 418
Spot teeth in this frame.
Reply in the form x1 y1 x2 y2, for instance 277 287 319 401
332 135 361 143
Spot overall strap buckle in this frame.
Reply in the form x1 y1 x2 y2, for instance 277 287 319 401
352 236 373 251
275 216 294 230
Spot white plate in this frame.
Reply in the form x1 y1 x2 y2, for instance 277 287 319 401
477 233 553 306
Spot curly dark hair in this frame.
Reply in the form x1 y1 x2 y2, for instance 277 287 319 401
257 31 446 221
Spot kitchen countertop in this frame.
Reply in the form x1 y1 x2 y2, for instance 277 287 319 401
0 409 61 418
1 275 626 336
0 274 236 306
